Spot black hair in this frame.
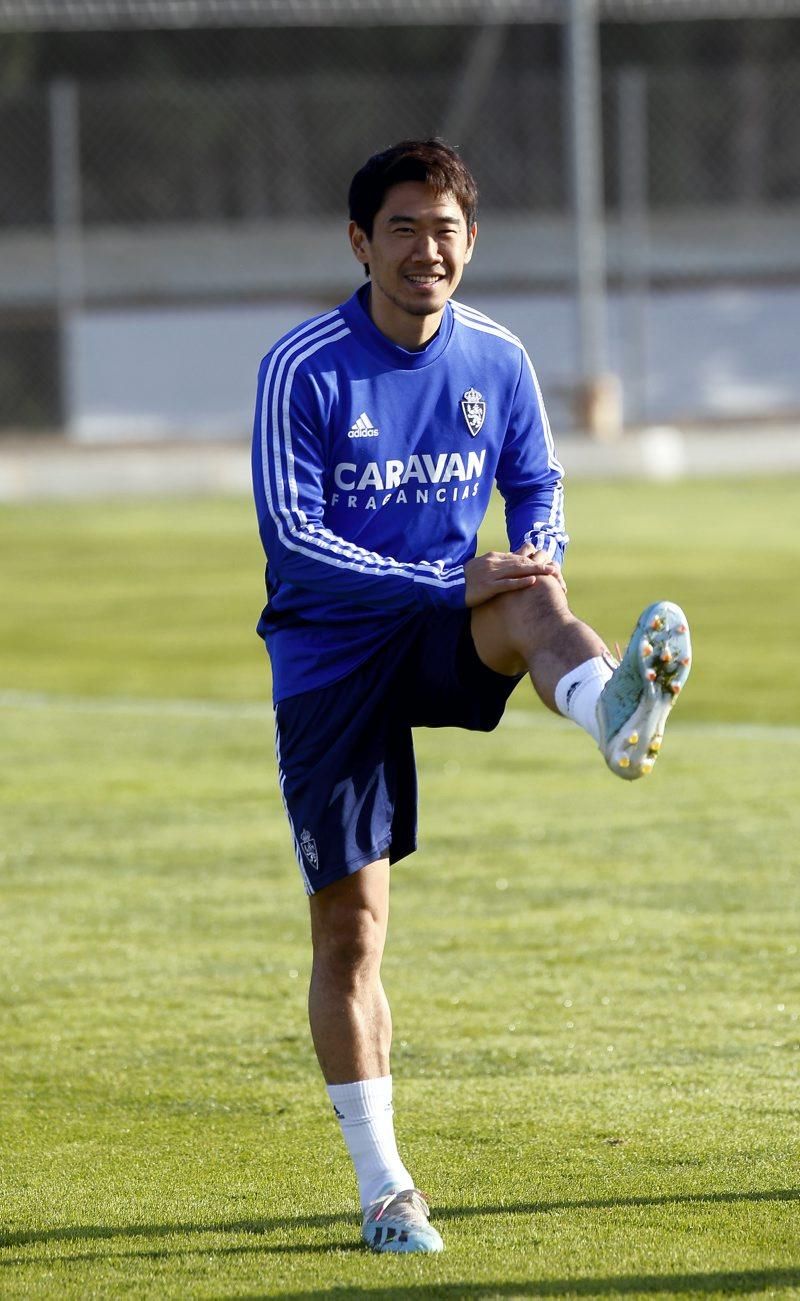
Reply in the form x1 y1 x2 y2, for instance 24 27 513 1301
348 138 479 238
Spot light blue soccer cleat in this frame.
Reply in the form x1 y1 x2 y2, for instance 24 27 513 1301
597 600 692 780
361 1186 444 1253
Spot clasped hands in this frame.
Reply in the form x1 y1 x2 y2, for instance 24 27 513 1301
464 543 566 609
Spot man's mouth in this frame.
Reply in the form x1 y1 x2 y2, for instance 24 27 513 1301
404 274 444 287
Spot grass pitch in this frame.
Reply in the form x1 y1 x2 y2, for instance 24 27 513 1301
1 478 799 1299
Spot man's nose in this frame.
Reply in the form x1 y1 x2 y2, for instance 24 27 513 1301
411 234 441 261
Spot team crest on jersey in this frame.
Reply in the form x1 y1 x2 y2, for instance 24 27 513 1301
300 828 319 870
460 388 486 436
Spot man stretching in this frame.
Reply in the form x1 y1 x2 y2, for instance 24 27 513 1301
251 139 691 1253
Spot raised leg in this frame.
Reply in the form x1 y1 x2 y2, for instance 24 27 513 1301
470 570 609 710
470 574 691 779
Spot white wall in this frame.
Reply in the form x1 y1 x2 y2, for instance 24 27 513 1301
69 283 799 441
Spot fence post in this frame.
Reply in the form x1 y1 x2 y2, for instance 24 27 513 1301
49 78 83 435
565 0 621 438
442 21 505 145
618 65 649 425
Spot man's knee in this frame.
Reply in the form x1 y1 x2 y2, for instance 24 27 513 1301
313 906 383 979
512 570 568 616
310 864 388 986
473 573 571 675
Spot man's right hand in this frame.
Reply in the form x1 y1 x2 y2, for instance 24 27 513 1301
464 550 562 608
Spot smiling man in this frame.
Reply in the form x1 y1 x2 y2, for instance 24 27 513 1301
349 178 476 346
251 139 691 1254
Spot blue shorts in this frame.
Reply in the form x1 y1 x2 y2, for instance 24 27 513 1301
273 609 522 894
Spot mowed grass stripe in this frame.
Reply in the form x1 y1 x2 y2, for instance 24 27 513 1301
1 476 800 723
3 687 800 745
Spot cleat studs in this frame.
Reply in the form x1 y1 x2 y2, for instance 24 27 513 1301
618 755 631 769
649 737 662 753
627 732 639 745
646 669 657 681
670 682 681 695
650 616 664 631
677 624 687 634
680 656 691 666
660 649 673 663
640 759 654 774
641 641 653 657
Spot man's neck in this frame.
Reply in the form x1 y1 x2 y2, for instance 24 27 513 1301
366 289 444 351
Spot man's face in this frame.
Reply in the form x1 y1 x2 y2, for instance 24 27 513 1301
349 181 477 345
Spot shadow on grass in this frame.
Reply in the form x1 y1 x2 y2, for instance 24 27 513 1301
437 1187 800 1223
236 1271 800 1299
0 1242 362 1270
0 1214 342 1251
2 1185 797 1255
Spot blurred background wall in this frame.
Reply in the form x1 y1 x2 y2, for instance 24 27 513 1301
1 0 799 440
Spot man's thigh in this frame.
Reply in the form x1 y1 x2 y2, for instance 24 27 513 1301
399 608 523 732
274 641 418 896
274 613 522 895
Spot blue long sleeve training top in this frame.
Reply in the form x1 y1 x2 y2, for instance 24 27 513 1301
252 284 568 702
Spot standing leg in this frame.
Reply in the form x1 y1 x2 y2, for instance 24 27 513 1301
308 858 393 1086
308 858 444 1252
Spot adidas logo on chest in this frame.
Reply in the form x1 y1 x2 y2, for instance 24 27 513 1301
347 412 380 438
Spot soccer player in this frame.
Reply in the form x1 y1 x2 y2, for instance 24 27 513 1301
252 139 691 1254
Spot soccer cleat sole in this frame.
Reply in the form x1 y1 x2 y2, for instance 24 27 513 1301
601 602 692 781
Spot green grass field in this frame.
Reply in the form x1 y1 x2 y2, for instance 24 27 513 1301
2 478 799 1300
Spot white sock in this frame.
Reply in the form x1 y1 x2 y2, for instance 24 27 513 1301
326 1075 414 1210
554 655 614 744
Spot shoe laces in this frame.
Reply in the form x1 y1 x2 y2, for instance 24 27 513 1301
371 1188 430 1223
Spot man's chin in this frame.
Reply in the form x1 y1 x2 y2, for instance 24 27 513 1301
403 303 440 318
400 293 449 318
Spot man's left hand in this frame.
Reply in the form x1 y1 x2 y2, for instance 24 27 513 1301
514 543 567 595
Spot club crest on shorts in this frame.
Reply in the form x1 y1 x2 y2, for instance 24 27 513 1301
300 828 319 870
460 387 486 436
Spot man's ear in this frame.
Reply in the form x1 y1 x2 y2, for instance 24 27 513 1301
464 222 478 265
349 221 370 267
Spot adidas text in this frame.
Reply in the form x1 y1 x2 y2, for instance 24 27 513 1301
347 412 380 438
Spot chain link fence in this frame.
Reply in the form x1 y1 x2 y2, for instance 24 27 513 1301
1 16 799 434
